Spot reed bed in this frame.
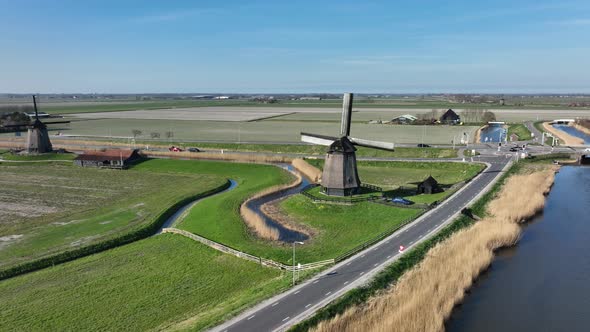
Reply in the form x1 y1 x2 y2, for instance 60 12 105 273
240 169 303 241
313 168 556 332
144 150 293 163
292 158 322 183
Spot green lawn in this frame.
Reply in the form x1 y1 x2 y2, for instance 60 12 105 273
0 234 288 331
133 159 419 264
507 123 533 141
0 151 76 161
0 161 226 272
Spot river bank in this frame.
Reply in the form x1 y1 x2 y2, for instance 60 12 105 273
311 163 556 332
447 166 590 332
542 122 585 146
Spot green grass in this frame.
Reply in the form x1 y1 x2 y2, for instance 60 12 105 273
133 159 419 264
507 123 533 141
0 234 288 331
0 151 76 161
303 186 382 202
0 161 226 271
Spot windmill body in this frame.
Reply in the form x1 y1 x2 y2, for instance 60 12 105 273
301 93 395 196
0 96 69 154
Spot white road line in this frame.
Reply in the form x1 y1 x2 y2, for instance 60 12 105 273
294 290 300 294
387 255 391 259
360 254 365 258
271 302 279 307
305 303 312 308
282 317 290 322
344 281 349 285
346 262 351 266
374 263 379 267
360 272 365 275
247 315 255 320
313 280 319 284
325 291 332 296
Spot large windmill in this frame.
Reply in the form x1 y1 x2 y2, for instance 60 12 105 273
301 93 394 196
1 96 70 153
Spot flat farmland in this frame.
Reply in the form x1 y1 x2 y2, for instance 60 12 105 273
35 118 480 144
70 108 294 122
0 162 226 270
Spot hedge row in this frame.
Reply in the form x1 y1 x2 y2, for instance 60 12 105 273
290 162 522 332
0 180 231 281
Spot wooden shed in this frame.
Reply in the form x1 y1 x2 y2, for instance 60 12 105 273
417 175 443 194
74 149 141 169
440 109 461 124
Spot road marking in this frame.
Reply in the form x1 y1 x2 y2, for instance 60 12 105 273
282 317 290 322
294 290 300 294
360 254 365 258
346 262 351 266
374 263 379 267
344 281 349 285
360 271 365 276
387 255 391 259
247 315 255 320
271 302 279 307
313 280 319 284
325 291 332 296
305 303 312 308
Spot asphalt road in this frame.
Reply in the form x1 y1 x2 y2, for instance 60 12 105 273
213 154 512 332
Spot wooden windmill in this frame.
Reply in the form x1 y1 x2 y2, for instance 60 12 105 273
1 96 70 153
301 93 394 196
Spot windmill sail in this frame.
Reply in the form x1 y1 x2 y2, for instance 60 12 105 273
301 132 337 146
349 137 395 150
340 92 353 136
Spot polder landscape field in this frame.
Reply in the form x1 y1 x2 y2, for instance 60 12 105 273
0 153 485 331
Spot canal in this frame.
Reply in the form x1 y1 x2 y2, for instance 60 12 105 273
447 166 590 332
480 124 506 143
552 124 590 144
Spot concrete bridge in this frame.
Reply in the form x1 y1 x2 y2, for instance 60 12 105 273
550 119 576 125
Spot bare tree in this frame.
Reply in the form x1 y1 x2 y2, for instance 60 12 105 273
150 132 160 139
131 129 142 138
165 131 174 140
483 111 497 122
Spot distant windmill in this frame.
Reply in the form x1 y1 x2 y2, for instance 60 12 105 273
301 93 394 196
1 96 70 153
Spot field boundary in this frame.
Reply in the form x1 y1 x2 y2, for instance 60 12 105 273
162 228 334 271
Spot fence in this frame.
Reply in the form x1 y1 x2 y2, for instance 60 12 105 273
300 184 383 205
162 228 334 271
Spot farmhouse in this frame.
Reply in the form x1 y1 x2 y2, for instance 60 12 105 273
74 149 141 169
390 114 417 124
416 175 443 194
509 133 520 142
440 109 460 124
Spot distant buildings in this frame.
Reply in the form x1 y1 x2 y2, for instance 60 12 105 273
440 109 461 124
417 176 443 195
390 114 417 124
74 149 141 169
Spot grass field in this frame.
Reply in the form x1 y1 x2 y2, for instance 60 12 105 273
507 123 533 140
0 161 226 271
133 159 420 263
0 234 288 331
0 150 76 161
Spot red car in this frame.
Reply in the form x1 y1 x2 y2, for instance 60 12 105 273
168 146 183 152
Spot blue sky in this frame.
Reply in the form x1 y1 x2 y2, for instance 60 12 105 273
1 0 590 93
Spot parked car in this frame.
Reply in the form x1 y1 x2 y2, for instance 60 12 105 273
509 147 518 152
391 197 414 205
584 148 590 152
417 143 431 148
187 147 201 153
168 146 183 152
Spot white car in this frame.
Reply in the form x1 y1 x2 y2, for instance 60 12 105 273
584 148 590 152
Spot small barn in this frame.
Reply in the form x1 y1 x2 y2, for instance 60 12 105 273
509 133 520 142
74 149 141 169
416 175 443 194
440 109 461 124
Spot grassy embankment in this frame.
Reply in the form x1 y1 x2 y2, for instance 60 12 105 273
291 158 559 332
307 159 484 204
507 123 533 141
0 234 289 331
0 150 76 161
0 160 227 277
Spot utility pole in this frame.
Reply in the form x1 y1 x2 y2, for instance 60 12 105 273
292 241 304 286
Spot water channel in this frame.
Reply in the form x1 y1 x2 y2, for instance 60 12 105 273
447 166 590 332
552 124 590 144
479 124 507 143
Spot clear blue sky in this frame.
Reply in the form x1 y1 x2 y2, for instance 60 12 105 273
1 0 590 93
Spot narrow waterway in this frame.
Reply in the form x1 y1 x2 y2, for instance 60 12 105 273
553 124 590 144
480 124 506 143
447 166 590 332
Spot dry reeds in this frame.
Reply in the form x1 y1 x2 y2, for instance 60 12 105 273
240 169 303 241
292 158 322 183
313 168 556 332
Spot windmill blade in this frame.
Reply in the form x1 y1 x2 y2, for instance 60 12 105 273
349 137 395 151
340 93 353 137
301 132 337 146
44 121 71 125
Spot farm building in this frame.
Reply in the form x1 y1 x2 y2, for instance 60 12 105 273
416 175 443 194
390 114 417 124
440 109 461 124
74 149 141 169
509 133 520 142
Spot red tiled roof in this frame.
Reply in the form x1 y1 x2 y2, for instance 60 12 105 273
75 149 138 161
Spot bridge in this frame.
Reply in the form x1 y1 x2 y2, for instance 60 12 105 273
550 119 576 125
